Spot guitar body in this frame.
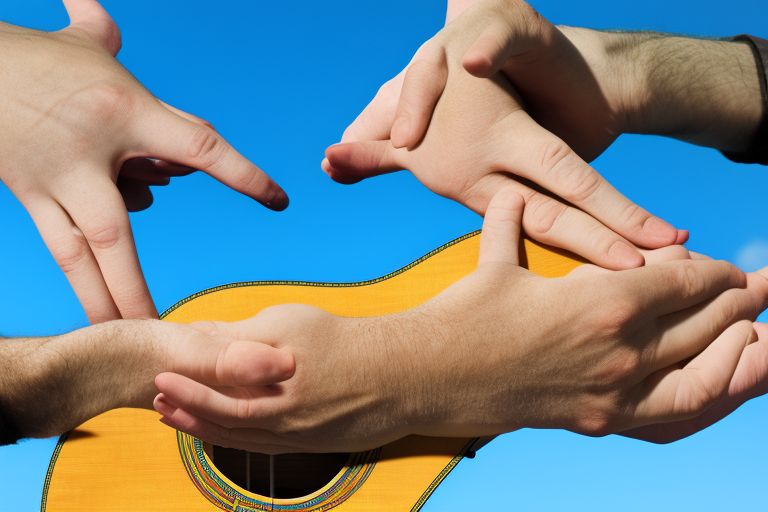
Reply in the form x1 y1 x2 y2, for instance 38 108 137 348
41 232 581 511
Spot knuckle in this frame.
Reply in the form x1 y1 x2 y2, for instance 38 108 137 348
81 219 123 250
574 404 617 437
538 141 602 204
590 288 639 335
233 168 270 195
524 195 566 237
49 231 89 273
673 375 721 418
538 141 573 175
188 126 225 168
675 261 704 300
620 203 652 231
74 82 136 126
597 349 643 386
234 398 255 421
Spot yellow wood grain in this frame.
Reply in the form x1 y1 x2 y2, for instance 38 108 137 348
42 234 581 511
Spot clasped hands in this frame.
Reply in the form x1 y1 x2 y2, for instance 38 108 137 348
151 190 768 453
3 0 768 451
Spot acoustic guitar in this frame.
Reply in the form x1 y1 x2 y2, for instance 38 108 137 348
41 232 581 511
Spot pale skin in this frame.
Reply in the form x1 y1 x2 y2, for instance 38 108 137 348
153 189 768 453
3 225 766 448
0 0 288 323
323 0 763 267
3 0 768 453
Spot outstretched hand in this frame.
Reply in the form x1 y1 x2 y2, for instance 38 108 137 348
0 0 288 322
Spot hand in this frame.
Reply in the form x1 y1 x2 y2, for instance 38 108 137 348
562 250 768 444
324 52 684 270
0 0 288 323
337 0 762 158
1 319 294 440
334 0 628 160
153 189 768 453
153 307 419 453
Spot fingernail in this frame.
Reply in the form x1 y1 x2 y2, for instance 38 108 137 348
391 116 411 148
153 394 177 417
609 241 644 268
321 158 332 174
675 229 690 245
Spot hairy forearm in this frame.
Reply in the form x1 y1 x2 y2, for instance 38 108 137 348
614 32 764 152
0 321 164 443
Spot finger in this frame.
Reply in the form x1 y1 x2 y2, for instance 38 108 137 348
139 108 288 211
479 187 524 266
650 270 768 369
623 322 768 443
567 245 694 279
155 399 298 454
640 245 692 265
61 0 121 55
167 329 295 387
340 74 403 144
155 373 281 429
26 200 120 323
520 189 646 269
323 141 405 185
121 158 195 183
391 46 448 149
462 18 519 77
614 259 747 317
503 121 681 248
57 176 156 319
461 3 556 78
422 169 645 269
631 320 755 426
116 177 154 212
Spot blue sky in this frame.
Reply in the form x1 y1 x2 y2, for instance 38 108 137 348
0 0 766 510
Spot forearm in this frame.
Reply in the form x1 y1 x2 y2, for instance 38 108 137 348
0 321 163 443
614 32 764 152
373 295 526 438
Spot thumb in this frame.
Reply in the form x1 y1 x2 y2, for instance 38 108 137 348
323 141 405 185
168 323 296 387
62 0 122 56
479 187 525 266
462 6 553 78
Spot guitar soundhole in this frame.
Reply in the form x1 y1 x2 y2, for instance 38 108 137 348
208 445 351 498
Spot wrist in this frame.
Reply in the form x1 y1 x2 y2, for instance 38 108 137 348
390 293 527 438
336 312 428 437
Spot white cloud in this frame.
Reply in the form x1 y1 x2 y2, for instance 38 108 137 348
735 240 768 272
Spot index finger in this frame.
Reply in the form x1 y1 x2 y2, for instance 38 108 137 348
503 120 682 248
138 107 288 211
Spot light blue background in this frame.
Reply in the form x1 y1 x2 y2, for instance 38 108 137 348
1 0 766 510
